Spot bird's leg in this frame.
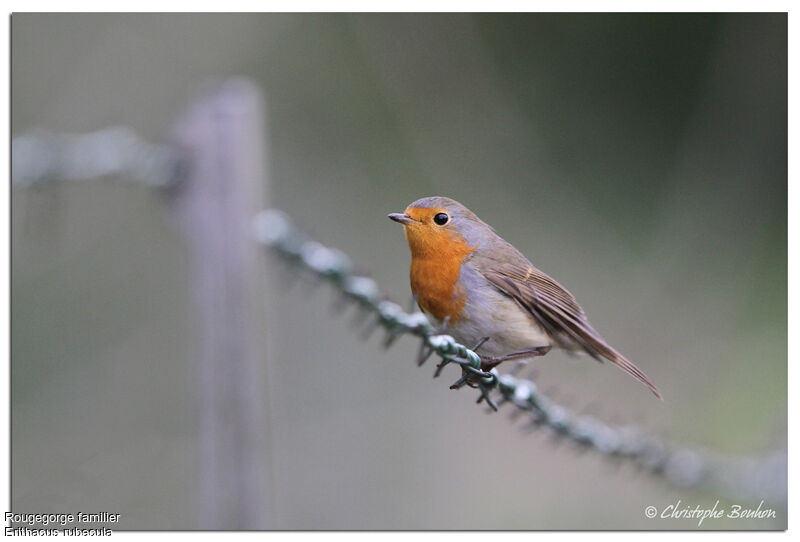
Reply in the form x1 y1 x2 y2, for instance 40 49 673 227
450 342 549 389
450 338 540 390
479 345 551 371
471 336 491 352
445 337 492 386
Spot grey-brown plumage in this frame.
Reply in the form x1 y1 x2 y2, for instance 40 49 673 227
477 254 662 400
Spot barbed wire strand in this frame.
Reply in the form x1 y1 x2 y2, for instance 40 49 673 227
253 209 787 506
11 127 180 188
11 129 786 506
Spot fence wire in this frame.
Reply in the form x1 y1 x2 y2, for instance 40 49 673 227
12 127 180 188
11 128 787 507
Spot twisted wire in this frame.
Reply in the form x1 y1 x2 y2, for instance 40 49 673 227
11 127 180 188
253 209 786 504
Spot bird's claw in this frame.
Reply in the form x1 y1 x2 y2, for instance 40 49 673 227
478 346 551 371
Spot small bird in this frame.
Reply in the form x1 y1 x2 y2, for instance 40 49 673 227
388 196 662 399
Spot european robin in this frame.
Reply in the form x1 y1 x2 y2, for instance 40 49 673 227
388 196 662 399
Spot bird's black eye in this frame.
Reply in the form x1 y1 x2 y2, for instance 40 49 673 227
433 212 449 226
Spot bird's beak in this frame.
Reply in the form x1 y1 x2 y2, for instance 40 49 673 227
388 213 415 225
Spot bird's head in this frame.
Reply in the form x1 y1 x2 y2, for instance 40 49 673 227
388 196 493 258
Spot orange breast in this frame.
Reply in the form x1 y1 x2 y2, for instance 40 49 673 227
409 239 475 323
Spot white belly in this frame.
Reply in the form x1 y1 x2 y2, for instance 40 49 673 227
424 262 552 357
448 290 551 356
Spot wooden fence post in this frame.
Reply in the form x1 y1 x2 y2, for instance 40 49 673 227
169 78 273 529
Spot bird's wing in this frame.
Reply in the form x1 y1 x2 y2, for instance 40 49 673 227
481 261 662 399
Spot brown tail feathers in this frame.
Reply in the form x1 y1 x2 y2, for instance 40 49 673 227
608 353 663 400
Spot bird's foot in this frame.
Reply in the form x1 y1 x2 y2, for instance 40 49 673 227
444 337 490 387
450 345 551 390
471 336 491 352
479 345 551 371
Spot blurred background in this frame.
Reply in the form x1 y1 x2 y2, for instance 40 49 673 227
11 13 786 529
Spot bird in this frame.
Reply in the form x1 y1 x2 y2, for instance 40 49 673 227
388 196 662 399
